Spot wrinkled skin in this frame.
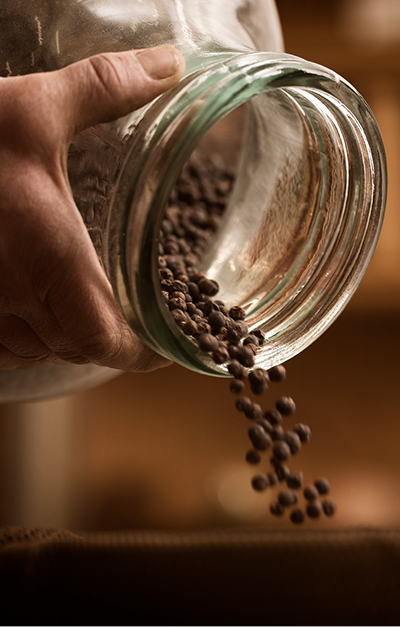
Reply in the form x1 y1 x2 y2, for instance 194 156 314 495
0 45 185 371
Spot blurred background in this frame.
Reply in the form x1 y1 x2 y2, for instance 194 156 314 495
1 0 399 533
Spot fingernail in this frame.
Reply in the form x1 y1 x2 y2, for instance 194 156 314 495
136 45 180 80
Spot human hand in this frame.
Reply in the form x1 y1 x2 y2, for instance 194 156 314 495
0 45 185 371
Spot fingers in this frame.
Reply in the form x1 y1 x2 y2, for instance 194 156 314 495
0 346 67 370
0 345 41 371
42 260 171 372
0 314 50 360
0 304 169 372
57 45 185 137
0 315 67 369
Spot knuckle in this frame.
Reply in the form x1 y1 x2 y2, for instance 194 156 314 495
54 351 91 365
8 342 53 362
19 349 52 362
87 54 128 102
130 348 170 373
0 348 51 370
76 326 123 363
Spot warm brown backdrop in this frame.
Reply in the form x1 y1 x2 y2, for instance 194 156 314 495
1 0 399 532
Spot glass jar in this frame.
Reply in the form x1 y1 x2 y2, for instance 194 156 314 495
0 0 386 402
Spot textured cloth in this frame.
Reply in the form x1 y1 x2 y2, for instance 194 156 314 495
1 526 400 625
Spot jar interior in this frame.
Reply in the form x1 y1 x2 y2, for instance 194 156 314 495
200 88 347 336
158 86 357 371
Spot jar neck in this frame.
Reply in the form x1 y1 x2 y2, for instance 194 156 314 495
106 52 386 376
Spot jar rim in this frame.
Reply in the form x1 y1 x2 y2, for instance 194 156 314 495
108 51 387 375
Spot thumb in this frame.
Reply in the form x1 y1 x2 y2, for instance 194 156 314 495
56 45 185 137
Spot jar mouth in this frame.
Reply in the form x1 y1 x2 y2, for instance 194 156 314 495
108 51 386 375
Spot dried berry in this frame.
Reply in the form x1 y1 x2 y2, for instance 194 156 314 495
278 489 298 508
245 449 261 465
171 280 189 294
252 329 265 345
212 346 230 364
303 485 319 501
270 426 285 441
251 474 269 492
229 379 245 394
283 431 302 455
314 478 330 495
275 396 296 416
248 425 272 451
235 397 253 414
322 499 337 517
181 319 198 336
272 441 291 462
168 297 187 311
248 368 268 395
245 403 263 420
270 501 285 516
290 508 305 524
197 277 219 296
266 471 279 486
171 309 187 325
235 345 255 368
306 500 323 519
293 423 311 443
229 306 246 321
256 418 273 435
208 310 225 329
247 367 266 382
197 333 219 352
227 360 247 380
286 471 303 490
243 334 260 347
263 409 282 426
267 365 286 382
274 464 291 482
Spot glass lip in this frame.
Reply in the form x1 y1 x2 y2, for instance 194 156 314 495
109 51 387 376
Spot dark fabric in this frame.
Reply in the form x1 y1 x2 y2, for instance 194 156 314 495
1 526 400 626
